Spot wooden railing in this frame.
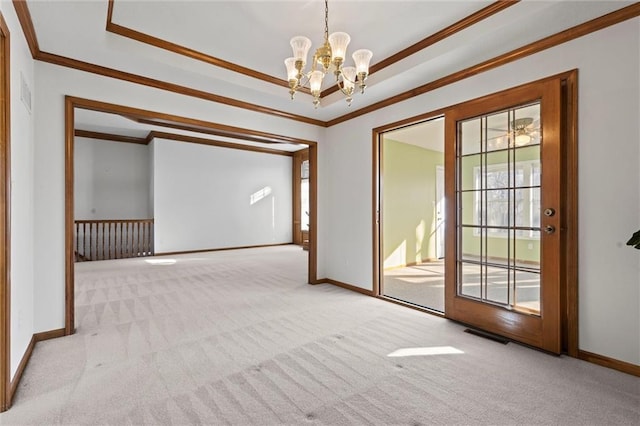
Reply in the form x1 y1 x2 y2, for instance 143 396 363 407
74 219 154 262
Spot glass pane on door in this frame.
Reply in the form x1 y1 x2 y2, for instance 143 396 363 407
456 102 542 315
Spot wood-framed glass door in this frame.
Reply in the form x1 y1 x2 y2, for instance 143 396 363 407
445 78 563 353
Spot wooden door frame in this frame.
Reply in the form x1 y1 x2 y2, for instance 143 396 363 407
0 11 10 413
445 77 563 353
372 70 578 355
65 96 320 334
292 148 310 246
372 113 447 301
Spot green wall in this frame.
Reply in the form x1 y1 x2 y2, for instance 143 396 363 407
382 139 443 269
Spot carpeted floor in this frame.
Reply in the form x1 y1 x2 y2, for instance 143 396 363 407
1 245 638 425
382 262 446 312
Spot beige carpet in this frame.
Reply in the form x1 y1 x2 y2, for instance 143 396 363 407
1 245 638 425
383 261 446 312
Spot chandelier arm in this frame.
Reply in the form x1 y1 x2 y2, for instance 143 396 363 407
333 77 354 106
285 0 370 108
334 78 352 96
337 71 357 85
297 72 312 89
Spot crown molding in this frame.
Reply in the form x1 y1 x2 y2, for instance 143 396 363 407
12 1 640 129
105 0 308 94
320 0 519 98
11 0 37 57
11 1 326 127
326 2 640 127
105 0 518 100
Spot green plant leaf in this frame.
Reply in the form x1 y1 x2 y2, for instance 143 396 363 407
627 230 640 249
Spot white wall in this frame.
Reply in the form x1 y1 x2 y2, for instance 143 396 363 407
74 137 151 219
153 138 292 253
26 10 639 369
323 19 640 365
33 60 322 335
148 140 154 218
0 2 36 380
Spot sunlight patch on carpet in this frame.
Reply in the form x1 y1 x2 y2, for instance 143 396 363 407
387 346 464 357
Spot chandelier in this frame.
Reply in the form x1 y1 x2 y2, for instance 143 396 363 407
284 0 373 108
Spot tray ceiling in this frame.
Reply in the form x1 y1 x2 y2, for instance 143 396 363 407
24 1 637 131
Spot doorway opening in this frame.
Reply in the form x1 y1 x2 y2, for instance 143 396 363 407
374 71 577 355
378 117 446 313
65 97 319 335
293 149 310 250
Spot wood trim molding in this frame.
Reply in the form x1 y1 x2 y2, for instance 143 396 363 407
66 96 319 339
292 149 310 245
371 108 448 300
371 130 380 297
74 129 147 145
67 96 316 146
64 98 75 335
292 151 302 245
105 1 303 94
7 335 33 407
307 144 318 284
74 129 295 156
11 1 324 127
321 0 519 98
7 328 66 408
147 131 294 157
155 243 294 257
563 71 579 357
320 278 375 297
11 0 37 58
327 3 640 126
0 11 10 414
578 350 640 377
33 328 66 342
37 51 325 127
133 117 307 146
106 0 514 100
372 70 578 350
374 1 519 75
372 70 574 134
12 1 639 128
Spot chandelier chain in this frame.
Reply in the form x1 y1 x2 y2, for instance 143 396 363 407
324 0 329 41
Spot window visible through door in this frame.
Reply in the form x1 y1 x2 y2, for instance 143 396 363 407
458 102 542 314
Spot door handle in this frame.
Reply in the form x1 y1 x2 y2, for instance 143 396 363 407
544 225 556 234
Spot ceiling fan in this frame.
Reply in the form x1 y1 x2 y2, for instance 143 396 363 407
485 117 540 149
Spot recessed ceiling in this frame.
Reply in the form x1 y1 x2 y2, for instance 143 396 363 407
25 0 636 128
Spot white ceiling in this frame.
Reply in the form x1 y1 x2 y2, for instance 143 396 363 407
25 0 635 143
384 117 444 152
